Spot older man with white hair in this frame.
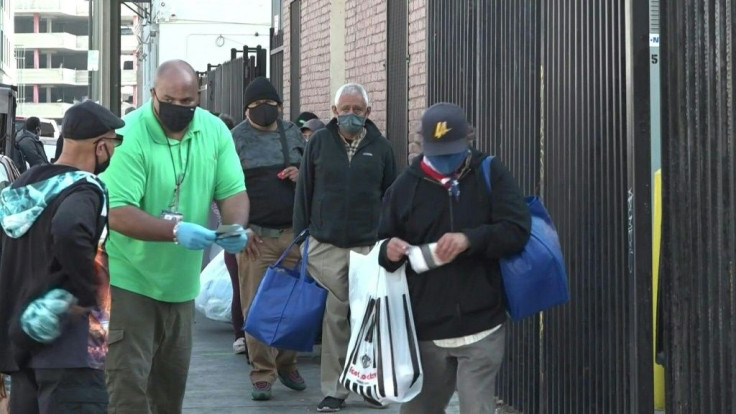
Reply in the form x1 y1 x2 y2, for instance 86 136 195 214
294 83 397 412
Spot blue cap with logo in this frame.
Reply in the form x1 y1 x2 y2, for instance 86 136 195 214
420 102 469 156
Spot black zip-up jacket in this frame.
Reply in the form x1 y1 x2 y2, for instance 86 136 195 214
377 151 531 340
15 129 49 167
294 118 397 248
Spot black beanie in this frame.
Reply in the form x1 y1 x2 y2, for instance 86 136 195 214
244 77 282 107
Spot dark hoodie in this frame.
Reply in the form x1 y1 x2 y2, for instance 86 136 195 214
377 151 531 340
294 118 397 248
0 165 107 373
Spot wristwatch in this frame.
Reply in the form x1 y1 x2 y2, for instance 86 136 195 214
173 222 181 244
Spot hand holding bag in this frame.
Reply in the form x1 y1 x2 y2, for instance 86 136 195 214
340 242 423 405
244 231 327 352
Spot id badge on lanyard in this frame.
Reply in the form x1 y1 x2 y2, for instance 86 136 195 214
160 175 184 222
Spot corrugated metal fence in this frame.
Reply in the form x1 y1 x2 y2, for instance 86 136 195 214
426 0 652 412
198 46 268 124
660 0 736 412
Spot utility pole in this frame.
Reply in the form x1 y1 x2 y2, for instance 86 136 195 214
89 0 122 115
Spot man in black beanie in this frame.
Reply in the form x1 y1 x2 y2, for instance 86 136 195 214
231 76 307 401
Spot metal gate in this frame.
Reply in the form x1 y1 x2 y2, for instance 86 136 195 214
386 0 409 168
660 0 736 412
427 0 652 412
198 46 268 124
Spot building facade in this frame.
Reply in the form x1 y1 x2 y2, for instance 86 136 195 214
0 0 15 85
278 0 425 165
14 0 137 121
137 0 270 105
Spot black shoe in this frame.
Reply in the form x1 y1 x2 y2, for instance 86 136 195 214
363 396 388 409
317 396 346 412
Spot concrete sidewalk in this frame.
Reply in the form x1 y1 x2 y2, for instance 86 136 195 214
184 314 460 413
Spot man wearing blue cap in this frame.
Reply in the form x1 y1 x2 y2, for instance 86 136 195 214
0 100 123 413
377 102 531 414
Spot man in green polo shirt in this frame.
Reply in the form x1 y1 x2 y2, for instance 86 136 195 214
101 60 249 413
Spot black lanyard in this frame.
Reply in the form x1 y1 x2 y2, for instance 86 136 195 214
166 137 192 211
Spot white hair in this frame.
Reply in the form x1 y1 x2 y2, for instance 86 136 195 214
334 83 370 107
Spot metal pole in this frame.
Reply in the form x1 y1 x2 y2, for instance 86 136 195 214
108 0 121 115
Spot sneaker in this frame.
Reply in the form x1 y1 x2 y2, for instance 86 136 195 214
277 369 306 391
317 396 346 412
251 382 272 401
233 337 246 354
363 396 388 409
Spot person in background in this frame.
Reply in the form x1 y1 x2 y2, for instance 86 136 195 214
0 154 20 190
300 118 325 142
102 60 249 413
294 111 319 128
15 117 49 169
212 111 247 356
0 101 123 414
294 83 397 412
218 113 235 130
377 103 531 414
232 77 306 401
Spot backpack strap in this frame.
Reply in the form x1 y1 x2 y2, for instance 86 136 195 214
276 120 291 168
481 155 495 193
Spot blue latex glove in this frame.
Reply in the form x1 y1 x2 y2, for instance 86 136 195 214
176 222 217 250
216 229 248 254
20 289 76 344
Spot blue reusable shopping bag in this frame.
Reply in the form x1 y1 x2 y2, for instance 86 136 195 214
481 156 569 320
244 230 327 352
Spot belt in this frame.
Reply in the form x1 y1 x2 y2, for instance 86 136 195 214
249 224 290 238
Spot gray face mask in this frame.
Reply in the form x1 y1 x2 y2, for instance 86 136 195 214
337 114 365 135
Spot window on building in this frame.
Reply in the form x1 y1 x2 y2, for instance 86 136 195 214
123 60 134 70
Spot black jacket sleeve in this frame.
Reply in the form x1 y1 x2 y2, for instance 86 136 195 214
18 135 48 167
293 135 315 237
50 187 104 307
377 183 408 272
463 158 531 259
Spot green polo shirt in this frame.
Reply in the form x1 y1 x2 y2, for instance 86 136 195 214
101 101 245 302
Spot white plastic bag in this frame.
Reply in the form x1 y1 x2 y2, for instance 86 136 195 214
339 242 423 405
195 251 232 322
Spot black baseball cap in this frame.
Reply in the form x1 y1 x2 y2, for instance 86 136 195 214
62 100 125 140
294 111 318 126
421 102 469 156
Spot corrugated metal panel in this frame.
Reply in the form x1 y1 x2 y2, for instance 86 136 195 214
427 0 652 412
660 0 736 412
386 0 409 168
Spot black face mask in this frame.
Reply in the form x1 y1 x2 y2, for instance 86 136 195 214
94 143 111 175
156 99 196 133
248 104 280 127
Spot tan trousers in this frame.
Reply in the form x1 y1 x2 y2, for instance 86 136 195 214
306 236 371 400
237 229 301 384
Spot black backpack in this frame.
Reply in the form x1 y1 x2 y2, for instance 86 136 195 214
11 131 28 173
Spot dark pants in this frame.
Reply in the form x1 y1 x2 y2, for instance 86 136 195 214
10 367 108 414
105 286 194 414
224 252 244 339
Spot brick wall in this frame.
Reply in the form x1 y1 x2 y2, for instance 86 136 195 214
281 0 427 158
408 0 427 163
345 0 387 133
281 0 291 120
298 0 333 121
